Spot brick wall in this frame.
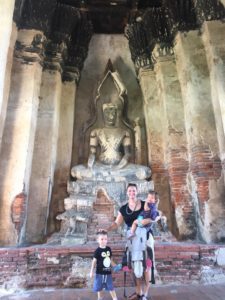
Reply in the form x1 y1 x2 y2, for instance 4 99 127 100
190 145 222 205
168 149 196 239
0 242 225 291
151 144 224 242
11 192 26 237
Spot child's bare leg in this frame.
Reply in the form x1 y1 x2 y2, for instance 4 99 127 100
97 291 103 300
130 222 137 234
109 290 118 300
128 222 137 239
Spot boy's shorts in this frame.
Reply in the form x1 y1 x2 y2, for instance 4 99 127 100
93 274 114 292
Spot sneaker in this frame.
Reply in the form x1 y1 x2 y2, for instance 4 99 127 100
142 296 152 300
127 232 136 240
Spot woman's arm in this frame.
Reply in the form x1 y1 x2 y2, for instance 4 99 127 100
107 212 124 231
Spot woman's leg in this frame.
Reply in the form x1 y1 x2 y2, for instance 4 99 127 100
146 233 155 284
146 233 155 262
127 275 142 299
135 277 143 297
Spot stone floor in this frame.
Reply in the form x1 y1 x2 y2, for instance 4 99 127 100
1 283 225 300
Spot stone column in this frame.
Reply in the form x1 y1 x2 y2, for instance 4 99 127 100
152 45 194 239
24 45 63 244
174 31 225 243
202 21 225 164
0 29 44 246
138 67 171 229
138 69 156 165
47 66 78 235
0 0 16 148
47 12 92 236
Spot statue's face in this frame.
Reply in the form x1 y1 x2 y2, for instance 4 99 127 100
103 106 117 126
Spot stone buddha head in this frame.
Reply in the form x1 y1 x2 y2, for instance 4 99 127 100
102 103 117 127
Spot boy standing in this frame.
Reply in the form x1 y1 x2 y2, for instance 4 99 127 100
90 230 120 300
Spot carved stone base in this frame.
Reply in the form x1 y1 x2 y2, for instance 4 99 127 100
68 179 154 206
61 235 87 246
49 179 154 245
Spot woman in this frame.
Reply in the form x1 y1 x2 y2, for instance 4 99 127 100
107 183 154 300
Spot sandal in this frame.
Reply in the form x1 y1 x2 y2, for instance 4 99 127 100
128 292 137 300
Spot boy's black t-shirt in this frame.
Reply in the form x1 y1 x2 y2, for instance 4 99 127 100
94 246 112 275
119 201 145 228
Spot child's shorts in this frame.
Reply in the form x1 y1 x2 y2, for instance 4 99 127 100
93 274 114 292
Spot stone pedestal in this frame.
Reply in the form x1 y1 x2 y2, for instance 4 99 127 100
61 236 86 246
50 178 153 245
69 179 153 205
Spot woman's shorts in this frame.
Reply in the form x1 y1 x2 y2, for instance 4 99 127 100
93 274 114 292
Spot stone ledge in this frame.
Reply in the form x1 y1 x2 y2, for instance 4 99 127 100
0 242 225 291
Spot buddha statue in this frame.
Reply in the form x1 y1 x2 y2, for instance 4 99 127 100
71 103 151 182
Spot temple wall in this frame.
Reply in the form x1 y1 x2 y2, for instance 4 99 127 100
48 81 77 235
72 34 148 167
1 23 18 146
153 49 193 238
0 26 78 245
202 21 225 159
137 25 225 242
0 1 16 149
0 13 225 245
0 29 44 245
138 68 172 231
174 30 225 243
25 68 62 244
